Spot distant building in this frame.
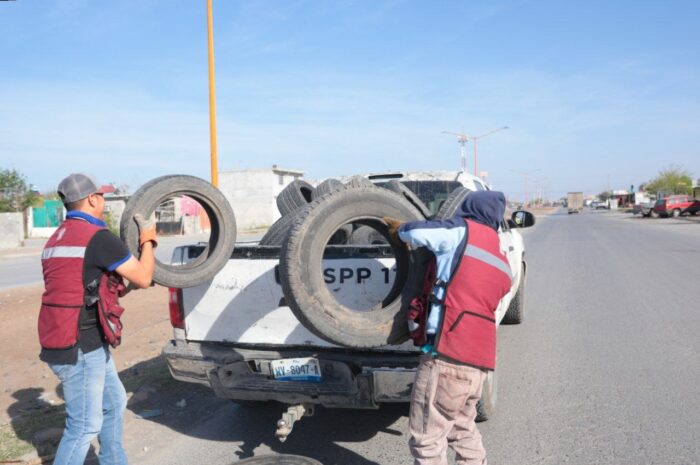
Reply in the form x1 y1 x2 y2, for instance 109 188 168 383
218 166 305 231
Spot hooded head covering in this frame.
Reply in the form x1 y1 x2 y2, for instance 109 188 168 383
454 191 506 231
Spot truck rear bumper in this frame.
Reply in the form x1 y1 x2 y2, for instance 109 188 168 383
163 339 419 408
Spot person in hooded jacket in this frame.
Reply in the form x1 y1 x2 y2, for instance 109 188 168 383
384 190 512 465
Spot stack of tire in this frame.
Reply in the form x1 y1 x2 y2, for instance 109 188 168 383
120 174 472 347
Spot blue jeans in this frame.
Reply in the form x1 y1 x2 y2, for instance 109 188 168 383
49 346 128 465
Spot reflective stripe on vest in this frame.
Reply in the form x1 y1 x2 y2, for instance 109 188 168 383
463 244 513 282
41 246 87 260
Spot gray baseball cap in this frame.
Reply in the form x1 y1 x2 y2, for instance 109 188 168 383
57 173 115 204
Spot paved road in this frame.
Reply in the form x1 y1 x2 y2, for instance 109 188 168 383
0 232 263 290
126 209 699 465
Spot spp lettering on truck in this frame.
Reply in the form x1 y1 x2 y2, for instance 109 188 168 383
323 266 395 285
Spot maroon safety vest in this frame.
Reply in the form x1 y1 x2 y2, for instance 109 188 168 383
433 219 512 370
38 218 126 350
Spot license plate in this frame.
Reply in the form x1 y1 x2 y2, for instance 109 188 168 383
270 357 322 382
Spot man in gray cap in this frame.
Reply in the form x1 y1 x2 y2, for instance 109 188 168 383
38 173 156 465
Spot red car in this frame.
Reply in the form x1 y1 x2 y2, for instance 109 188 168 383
652 195 697 217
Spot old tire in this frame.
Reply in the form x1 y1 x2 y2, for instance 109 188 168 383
280 187 430 347
476 368 497 422
501 264 525 324
312 178 344 200
344 175 375 189
277 179 315 216
120 175 236 288
435 186 470 219
349 225 388 245
259 208 309 246
384 180 432 219
233 455 323 465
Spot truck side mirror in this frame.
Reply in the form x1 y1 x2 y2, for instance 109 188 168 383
511 210 535 228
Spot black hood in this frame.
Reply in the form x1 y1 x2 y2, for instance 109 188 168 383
454 190 506 231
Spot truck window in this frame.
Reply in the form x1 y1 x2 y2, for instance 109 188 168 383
380 180 463 215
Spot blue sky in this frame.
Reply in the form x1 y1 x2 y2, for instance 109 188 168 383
1 0 698 200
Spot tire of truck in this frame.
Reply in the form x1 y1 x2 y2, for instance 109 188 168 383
435 186 470 219
344 175 375 189
476 368 496 422
280 187 431 347
501 263 525 324
232 455 323 465
383 180 432 219
312 178 344 200
119 175 237 288
348 225 388 245
276 179 315 216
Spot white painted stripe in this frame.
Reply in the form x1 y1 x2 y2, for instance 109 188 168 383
42 246 86 260
464 244 512 280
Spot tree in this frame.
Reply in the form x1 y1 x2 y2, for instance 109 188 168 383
598 190 612 201
0 169 39 212
645 166 693 196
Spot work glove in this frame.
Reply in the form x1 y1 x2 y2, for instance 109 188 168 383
382 217 404 245
134 213 158 248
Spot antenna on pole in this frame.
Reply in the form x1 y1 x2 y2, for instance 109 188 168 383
442 130 470 173
443 126 509 176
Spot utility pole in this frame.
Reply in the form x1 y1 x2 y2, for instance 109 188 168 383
471 126 509 176
511 169 540 207
443 126 508 176
206 0 219 187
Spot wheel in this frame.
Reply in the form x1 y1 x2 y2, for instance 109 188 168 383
383 180 432 219
312 178 344 200
501 265 525 324
348 225 388 245
476 368 496 422
276 180 315 216
641 212 650 218
279 187 430 347
232 455 323 465
119 175 236 288
259 207 309 246
435 186 470 219
344 175 375 189
672 209 681 218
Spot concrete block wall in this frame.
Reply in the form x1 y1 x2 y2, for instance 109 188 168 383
218 167 304 231
0 212 24 249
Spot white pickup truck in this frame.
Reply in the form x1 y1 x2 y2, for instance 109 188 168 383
162 171 532 440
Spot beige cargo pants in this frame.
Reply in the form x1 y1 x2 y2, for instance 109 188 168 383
409 354 488 465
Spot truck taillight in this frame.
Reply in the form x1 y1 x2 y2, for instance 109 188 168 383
168 287 185 329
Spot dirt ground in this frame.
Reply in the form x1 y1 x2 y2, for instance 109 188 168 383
0 284 224 463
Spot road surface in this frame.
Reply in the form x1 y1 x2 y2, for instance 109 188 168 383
120 209 699 465
0 232 262 290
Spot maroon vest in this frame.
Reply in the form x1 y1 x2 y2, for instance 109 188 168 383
434 219 512 370
38 218 126 350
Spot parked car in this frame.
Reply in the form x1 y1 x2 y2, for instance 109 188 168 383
651 195 697 218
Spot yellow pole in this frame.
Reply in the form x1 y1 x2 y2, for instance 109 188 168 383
207 0 219 187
